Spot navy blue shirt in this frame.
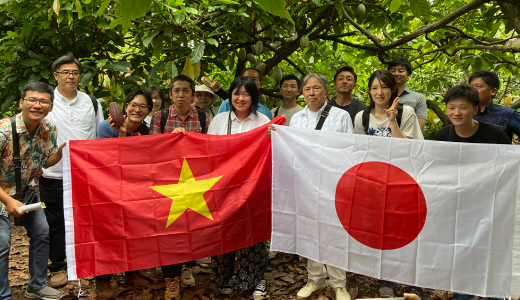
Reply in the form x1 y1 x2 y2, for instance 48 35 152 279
97 120 149 139
446 102 520 141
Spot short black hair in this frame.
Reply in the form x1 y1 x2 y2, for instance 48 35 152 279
469 70 500 93
443 85 480 107
242 68 263 82
169 75 195 95
124 89 153 112
280 75 301 89
21 82 55 103
145 86 167 108
334 66 357 82
229 76 259 116
387 58 412 75
52 55 83 73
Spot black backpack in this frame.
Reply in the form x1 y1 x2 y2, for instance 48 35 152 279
362 107 403 135
160 107 206 134
87 94 99 116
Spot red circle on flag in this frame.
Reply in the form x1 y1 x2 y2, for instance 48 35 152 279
335 162 427 250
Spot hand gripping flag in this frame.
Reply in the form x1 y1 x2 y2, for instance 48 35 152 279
270 125 520 298
62 117 285 280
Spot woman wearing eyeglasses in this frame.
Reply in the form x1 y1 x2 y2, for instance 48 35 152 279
97 90 153 138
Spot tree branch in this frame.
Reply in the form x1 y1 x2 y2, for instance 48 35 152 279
341 6 382 48
319 36 378 51
498 1 520 34
427 100 448 125
263 42 306 75
51 15 81 58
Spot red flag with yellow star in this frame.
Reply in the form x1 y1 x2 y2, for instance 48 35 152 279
62 117 286 280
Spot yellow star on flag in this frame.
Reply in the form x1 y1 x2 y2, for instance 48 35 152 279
150 158 222 228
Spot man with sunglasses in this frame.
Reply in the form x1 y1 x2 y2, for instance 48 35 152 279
39 55 104 288
1 82 65 300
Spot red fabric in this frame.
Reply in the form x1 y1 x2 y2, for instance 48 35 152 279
68 117 285 278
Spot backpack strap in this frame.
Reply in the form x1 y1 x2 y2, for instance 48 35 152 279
347 99 361 125
196 108 206 134
362 107 371 135
10 116 22 195
274 107 280 117
160 108 169 134
88 94 99 116
315 104 332 131
396 107 403 128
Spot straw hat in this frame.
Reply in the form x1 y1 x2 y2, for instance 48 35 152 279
195 84 218 105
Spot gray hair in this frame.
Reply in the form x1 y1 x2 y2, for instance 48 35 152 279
301 73 328 90
52 55 83 73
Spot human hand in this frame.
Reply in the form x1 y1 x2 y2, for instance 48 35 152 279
172 127 187 135
109 114 127 135
267 115 286 137
7 198 25 217
404 293 421 300
384 98 399 122
212 81 221 92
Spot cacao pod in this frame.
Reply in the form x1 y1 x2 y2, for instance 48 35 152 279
260 94 267 105
247 53 257 64
255 41 264 55
268 69 274 77
300 35 309 51
357 4 366 17
109 102 124 129
272 67 282 82
255 62 266 73
221 49 229 60
333 42 338 51
238 48 246 61
255 22 262 32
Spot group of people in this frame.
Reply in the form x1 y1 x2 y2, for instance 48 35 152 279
0 54 518 300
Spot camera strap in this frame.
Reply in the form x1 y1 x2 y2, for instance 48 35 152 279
10 116 22 196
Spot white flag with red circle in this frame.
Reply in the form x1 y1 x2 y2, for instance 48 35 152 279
270 125 520 298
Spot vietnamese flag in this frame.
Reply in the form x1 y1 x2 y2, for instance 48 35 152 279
62 117 285 280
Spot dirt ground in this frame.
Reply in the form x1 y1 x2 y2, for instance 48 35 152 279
8 219 456 300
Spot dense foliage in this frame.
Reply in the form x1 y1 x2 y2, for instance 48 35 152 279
0 0 519 136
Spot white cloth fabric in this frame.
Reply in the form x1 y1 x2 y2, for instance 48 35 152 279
42 89 103 179
307 259 346 288
270 125 520 298
290 103 352 133
207 110 269 135
353 105 423 139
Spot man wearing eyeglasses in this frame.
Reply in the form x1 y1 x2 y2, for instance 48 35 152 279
39 55 104 288
1 82 65 300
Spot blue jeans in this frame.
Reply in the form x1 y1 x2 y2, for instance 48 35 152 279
0 208 50 300
452 293 503 300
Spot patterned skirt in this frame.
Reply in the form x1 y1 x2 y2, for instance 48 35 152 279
209 241 269 291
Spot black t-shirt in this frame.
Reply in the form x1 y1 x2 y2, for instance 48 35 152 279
434 122 511 144
329 98 367 125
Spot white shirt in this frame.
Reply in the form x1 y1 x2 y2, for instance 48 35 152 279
353 105 424 139
289 103 353 133
207 111 270 135
43 89 104 179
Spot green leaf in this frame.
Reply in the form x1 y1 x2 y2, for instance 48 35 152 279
110 61 132 72
207 38 218 47
143 31 160 48
97 59 109 68
119 0 153 33
164 61 178 78
108 17 124 29
97 0 110 17
19 59 41 66
427 79 439 90
389 0 402 14
473 56 482 71
409 0 430 20
40 69 51 79
74 0 83 16
190 42 205 64
153 35 164 59
29 73 42 83
255 0 294 24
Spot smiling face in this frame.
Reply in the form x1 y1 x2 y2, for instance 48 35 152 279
194 91 213 110
303 76 328 112
53 63 80 92
19 91 53 123
389 64 410 86
170 80 194 111
446 97 478 126
369 79 394 108
280 79 300 101
231 86 252 114
333 71 357 94
125 94 150 123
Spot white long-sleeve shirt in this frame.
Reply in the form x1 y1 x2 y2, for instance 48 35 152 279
42 89 104 179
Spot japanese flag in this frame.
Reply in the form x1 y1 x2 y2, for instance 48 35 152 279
270 125 520 298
